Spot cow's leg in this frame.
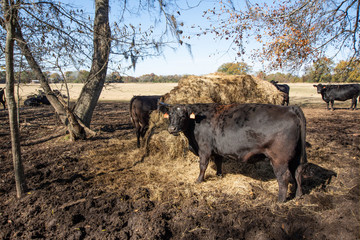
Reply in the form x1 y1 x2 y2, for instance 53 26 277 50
355 97 358 110
140 125 148 138
197 152 211 183
134 125 141 148
213 155 223 177
294 164 304 197
330 100 335 111
350 97 357 110
272 162 292 202
326 101 330 110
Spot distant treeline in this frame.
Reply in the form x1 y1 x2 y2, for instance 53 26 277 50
0 71 188 84
220 59 360 83
1 58 359 84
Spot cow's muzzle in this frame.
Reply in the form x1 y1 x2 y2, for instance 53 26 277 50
168 126 180 135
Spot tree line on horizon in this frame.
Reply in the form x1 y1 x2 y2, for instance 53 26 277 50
2 58 358 84
217 58 360 83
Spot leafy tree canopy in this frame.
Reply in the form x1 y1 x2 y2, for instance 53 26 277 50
333 60 360 82
203 0 359 71
217 62 252 75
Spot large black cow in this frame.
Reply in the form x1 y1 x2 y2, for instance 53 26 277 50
160 103 307 202
130 95 161 148
313 84 360 110
0 87 5 109
270 80 290 106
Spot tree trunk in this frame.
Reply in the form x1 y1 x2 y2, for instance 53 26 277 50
3 0 27 198
74 0 111 127
5 0 110 140
13 21 86 140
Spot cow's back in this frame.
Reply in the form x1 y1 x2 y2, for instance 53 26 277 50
323 84 360 101
130 95 161 126
188 104 301 157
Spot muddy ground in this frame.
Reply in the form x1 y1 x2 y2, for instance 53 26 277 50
0 102 359 240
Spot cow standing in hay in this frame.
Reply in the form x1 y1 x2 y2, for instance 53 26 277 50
160 102 307 202
130 95 161 148
270 80 290 106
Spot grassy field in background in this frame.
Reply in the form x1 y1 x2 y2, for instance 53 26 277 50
0 82 355 108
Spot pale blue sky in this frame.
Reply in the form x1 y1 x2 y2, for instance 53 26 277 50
63 0 263 77
61 0 352 77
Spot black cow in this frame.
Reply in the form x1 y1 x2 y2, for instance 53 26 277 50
313 84 360 110
0 87 5 109
160 103 307 202
130 95 161 148
24 93 50 106
270 80 290 106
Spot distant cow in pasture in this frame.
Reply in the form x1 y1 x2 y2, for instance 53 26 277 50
24 91 51 107
130 95 161 148
313 84 360 110
270 80 290 106
0 87 5 109
160 102 307 202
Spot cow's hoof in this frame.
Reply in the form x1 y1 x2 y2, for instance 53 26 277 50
196 179 204 183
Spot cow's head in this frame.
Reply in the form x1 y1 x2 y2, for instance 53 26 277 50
159 103 195 135
313 84 326 94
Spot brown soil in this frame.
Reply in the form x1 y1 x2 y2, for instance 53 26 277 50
0 102 359 240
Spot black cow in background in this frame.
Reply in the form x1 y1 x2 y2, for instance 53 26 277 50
160 102 307 202
130 95 161 148
270 80 290 106
24 90 51 106
313 84 360 110
0 87 5 109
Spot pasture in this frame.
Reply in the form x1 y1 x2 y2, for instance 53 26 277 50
0 82 359 239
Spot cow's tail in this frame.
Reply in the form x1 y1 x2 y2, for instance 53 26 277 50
129 96 137 125
293 105 307 164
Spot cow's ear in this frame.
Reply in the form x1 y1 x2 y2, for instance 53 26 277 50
158 103 169 113
163 113 169 119
189 112 196 119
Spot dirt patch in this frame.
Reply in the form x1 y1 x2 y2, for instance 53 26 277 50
0 102 359 239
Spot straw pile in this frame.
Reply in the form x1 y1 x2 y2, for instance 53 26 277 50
144 73 284 160
161 73 284 105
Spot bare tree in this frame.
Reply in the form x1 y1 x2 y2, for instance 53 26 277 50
1 0 27 198
74 0 111 127
0 0 190 197
0 0 188 136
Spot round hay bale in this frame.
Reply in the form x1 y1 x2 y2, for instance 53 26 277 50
161 73 284 105
145 74 285 162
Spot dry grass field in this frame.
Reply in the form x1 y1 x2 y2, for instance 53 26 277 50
0 82 353 109
0 82 318 101
0 83 178 103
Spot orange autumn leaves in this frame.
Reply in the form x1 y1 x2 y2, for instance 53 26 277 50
202 0 357 70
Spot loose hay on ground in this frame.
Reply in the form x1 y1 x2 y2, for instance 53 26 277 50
87 75 293 204
132 74 285 203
